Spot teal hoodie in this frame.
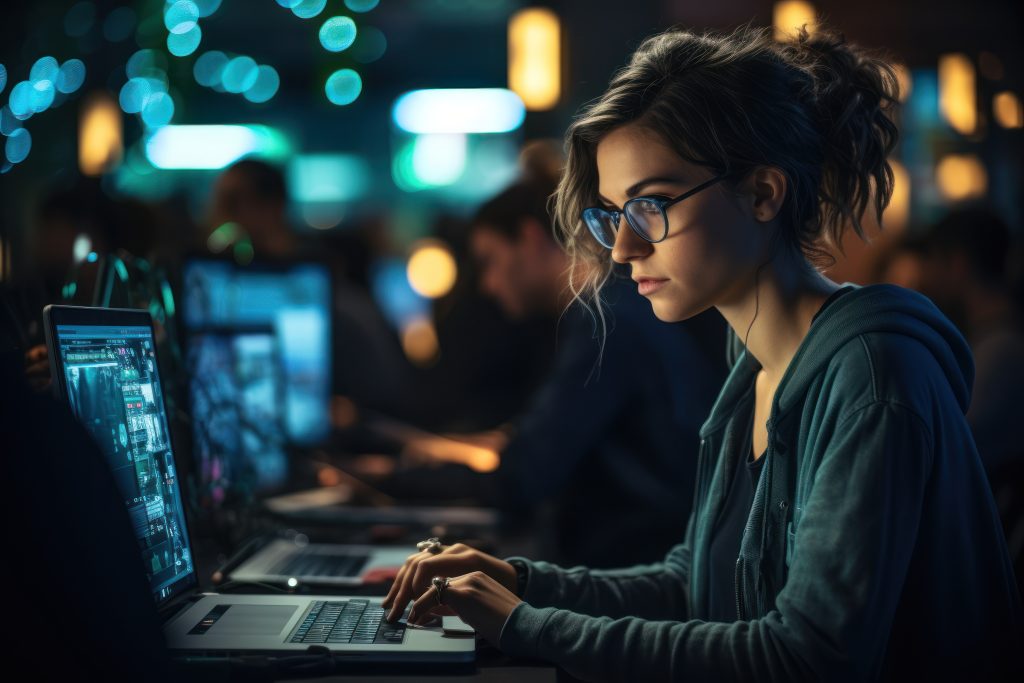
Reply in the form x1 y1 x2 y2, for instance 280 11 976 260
499 285 1022 681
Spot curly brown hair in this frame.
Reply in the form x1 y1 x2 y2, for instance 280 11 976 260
553 24 900 322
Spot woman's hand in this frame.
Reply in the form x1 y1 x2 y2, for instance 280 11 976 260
381 542 517 623
408 570 522 645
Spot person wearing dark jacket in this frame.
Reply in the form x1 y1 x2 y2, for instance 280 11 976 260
380 24 1021 681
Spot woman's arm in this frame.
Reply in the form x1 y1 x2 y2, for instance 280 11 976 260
507 516 693 621
493 401 933 681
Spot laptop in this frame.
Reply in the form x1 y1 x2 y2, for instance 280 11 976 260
44 305 474 662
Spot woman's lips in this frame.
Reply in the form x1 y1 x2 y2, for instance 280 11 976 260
635 278 669 296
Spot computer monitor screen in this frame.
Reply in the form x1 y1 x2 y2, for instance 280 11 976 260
181 259 331 444
187 328 289 503
52 320 196 604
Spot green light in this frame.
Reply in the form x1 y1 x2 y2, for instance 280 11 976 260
162 281 176 317
319 16 357 52
115 259 130 282
207 221 240 252
325 68 361 106
234 238 254 265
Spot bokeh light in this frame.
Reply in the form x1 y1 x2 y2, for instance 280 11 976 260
275 0 302 8
127 49 164 79
194 0 223 17
79 93 123 175
9 82 34 119
119 77 153 114
325 68 362 105
319 16 357 52
5 128 32 164
351 26 387 63
0 64 6 95
29 81 56 114
103 6 137 42
141 92 175 128
30 56 59 84
164 1 199 34
244 65 280 103
168 24 202 57
292 0 328 20
993 91 1024 129
193 51 228 87
936 154 987 201
345 0 380 12
412 133 466 186
401 317 440 366
407 240 458 298
0 106 22 135
57 59 87 94
64 2 96 38
222 56 259 93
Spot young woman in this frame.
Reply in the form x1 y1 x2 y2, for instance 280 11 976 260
382 25 1021 680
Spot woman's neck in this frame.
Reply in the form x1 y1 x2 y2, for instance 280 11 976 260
716 248 838 379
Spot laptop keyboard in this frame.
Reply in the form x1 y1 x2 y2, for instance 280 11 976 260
289 600 405 645
271 548 370 578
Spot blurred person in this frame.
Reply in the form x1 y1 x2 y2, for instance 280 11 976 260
382 25 1021 681
884 207 1024 474
206 159 410 417
402 174 728 568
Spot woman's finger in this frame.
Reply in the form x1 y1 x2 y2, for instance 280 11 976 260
407 576 466 624
382 553 421 608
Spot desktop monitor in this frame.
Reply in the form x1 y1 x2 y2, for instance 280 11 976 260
180 257 332 445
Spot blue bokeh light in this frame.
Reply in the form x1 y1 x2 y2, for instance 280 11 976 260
0 106 22 135
244 65 280 103
0 64 7 95
352 26 387 63
164 1 199 34
222 56 259 93
325 69 362 106
292 0 327 20
126 49 165 79
194 0 223 17
103 7 137 42
30 56 60 84
276 0 302 8
9 82 34 119
119 77 153 113
142 92 175 128
319 16 357 52
167 24 202 57
29 81 55 113
193 51 228 87
344 0 380 13
56 59 87 94
6 128 32 164
64 2 96 38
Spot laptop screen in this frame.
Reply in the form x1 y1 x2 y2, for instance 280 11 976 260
53 320 197 605
187 328 289 504
181 259 331 445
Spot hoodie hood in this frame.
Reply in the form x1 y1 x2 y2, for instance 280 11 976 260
700 284 974 437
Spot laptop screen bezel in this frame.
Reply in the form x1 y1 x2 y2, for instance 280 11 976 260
44 304 200 610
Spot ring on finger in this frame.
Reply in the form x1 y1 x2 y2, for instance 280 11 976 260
431 575 451 605
417 537 443 554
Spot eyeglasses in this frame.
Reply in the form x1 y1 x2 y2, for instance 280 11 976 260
581 173 728 249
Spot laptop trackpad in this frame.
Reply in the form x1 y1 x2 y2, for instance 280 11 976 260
206 605 298 636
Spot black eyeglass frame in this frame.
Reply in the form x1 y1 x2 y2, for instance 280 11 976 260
581 172 729 249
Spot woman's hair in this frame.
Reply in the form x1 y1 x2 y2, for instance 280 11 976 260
554 23 900 311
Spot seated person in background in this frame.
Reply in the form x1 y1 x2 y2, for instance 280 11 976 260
382 25 1020 681
402 174 727 568
207 159 411 417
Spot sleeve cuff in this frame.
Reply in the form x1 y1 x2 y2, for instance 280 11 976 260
498 602 558 659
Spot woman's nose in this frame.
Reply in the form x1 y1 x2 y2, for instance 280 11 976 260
610 216 653 264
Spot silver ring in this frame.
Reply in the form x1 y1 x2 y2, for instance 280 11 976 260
417 537 443 554
431 575 450 605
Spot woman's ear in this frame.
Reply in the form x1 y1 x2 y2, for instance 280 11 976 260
741 166 787 223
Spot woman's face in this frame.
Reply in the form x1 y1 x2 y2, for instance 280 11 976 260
595 123 767 322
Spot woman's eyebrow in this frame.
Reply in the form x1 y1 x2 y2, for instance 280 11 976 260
597 174 688 205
